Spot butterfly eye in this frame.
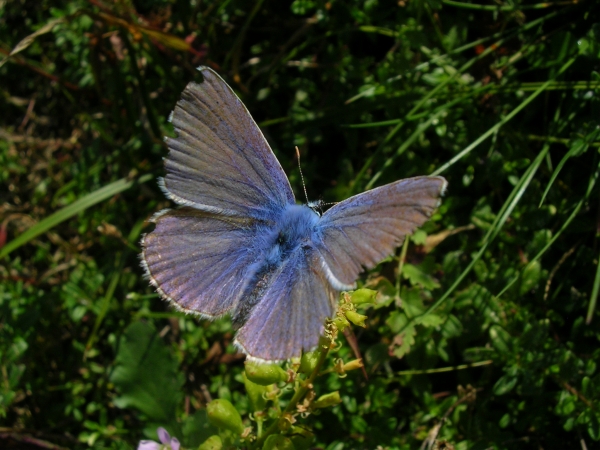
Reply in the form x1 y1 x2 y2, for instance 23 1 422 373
307 201 323 216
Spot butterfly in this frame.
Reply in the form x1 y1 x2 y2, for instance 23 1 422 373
141 67 447 362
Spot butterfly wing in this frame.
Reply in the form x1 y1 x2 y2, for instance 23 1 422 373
143 67 296 318
141 207 259 318
162 66 295 218
234 246 336 362
313 176 447 288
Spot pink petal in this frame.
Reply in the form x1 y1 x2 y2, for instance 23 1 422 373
157 427 171 445
137 440 160 450
170 437 181 450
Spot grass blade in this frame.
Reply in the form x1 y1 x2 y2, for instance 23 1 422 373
0 173 153 259
395 144 549 334
587 247 600 325
432 56 577 176
496 161 600 299
539 127 600 206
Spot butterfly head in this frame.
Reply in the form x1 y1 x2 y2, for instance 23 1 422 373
306 200 325 216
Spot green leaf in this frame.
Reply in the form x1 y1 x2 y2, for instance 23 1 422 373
588 412 600 441
489 325 512 356
290 0 315 15
399 287 426 318
493 369 519 395
386 311 408 334
182 410 219 447
402 263 440 290
578 410 600 441
519 260 542 295
440 314 463 338
499 413 511 428
564 417 575 431
263 434 295 450
411 229 427 245
556 391 577 416
389 326 416 359
110 321 184 424
290 427 314 450
417 314 444 328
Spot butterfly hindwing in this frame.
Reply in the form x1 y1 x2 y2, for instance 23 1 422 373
234 246 336 362
141 207 260 318
162 67 295 218
313 176 447 287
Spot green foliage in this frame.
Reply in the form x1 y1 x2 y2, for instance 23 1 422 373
111 321 217 447
1 0 600 449
111 322 184 429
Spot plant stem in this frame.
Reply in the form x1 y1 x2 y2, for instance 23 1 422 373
395 359 493 376
252 336 332 449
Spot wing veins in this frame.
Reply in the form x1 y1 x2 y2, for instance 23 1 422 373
188 87 282 205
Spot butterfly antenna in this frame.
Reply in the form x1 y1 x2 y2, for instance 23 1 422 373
296 146 310 204
320 201 338 207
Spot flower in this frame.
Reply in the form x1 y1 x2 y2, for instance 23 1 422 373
137 427 180 450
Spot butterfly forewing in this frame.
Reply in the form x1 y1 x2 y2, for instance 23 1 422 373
313 176 447 287
163 67 295 218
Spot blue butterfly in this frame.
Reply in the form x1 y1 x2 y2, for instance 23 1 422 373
141 67 447 362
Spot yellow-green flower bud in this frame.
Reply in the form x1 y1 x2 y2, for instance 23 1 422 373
206 399 244 435
332 315 350 331
312 391 341 409
243 372 268 412
198 435 223 450
245 362 289 386
262 434 295 450
349 288 377 305
342 358 364 372
345 310 367 327
299 350 319 374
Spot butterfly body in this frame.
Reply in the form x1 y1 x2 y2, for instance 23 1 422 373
261 203 320 268
141 67 447 362
232 203 321 328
